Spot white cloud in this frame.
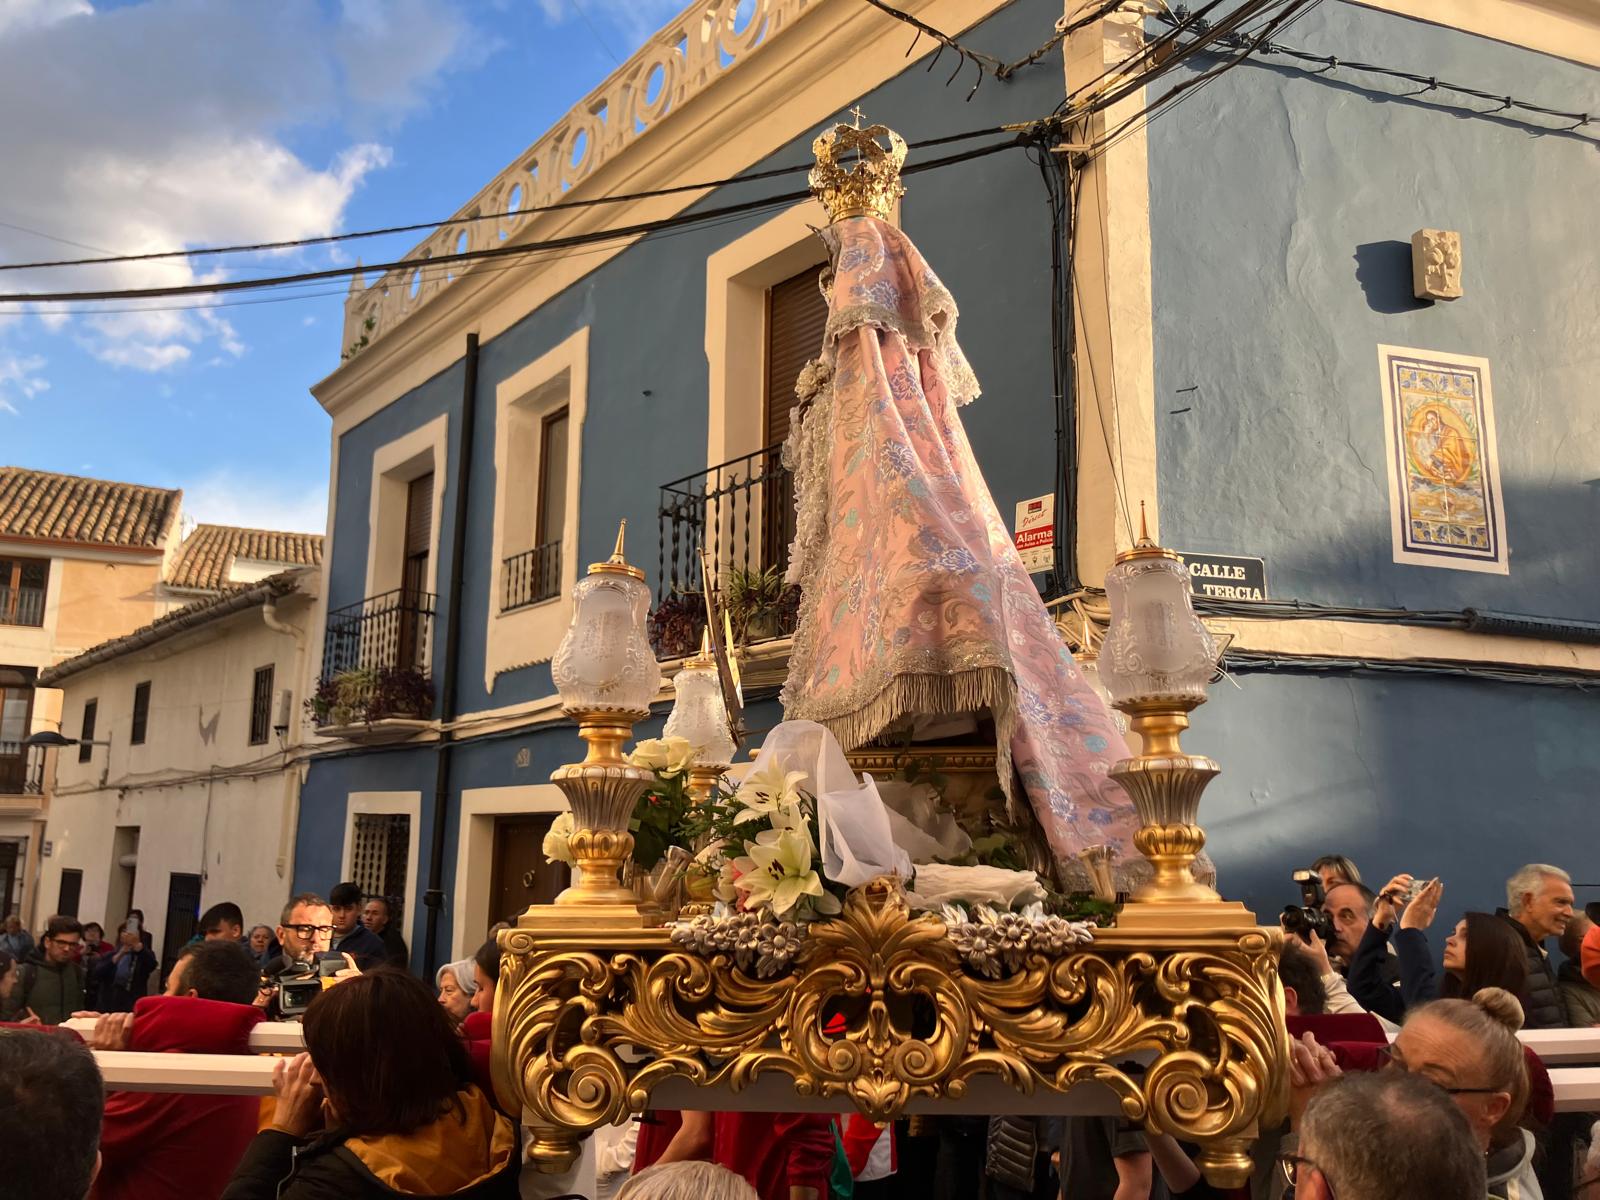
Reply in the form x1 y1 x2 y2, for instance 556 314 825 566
535 0 688 44
0 0 90 38
0 1 470 371
182 470 329 535
0 352 50 415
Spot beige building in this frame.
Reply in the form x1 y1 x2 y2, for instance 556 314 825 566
1 465 324 929
1 468 184 923
36 566 320 975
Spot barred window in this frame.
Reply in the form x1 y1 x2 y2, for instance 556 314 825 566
350 812 409 922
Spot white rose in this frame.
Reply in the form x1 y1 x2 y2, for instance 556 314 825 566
628 738 670 771
661 735 695 776
542 811 576 865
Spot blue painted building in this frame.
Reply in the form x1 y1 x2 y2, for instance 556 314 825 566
294 0 1600 971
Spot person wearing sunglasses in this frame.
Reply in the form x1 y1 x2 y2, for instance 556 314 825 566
1282 1069 1485 1199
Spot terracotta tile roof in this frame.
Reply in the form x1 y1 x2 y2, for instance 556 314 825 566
39 570 307 686
168 523 324 592
0 467 181 550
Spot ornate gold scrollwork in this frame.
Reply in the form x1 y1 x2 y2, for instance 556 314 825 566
493 880 1288 1186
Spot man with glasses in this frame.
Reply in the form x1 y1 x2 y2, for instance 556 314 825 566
257 893 335 1018
15 914 87 1024
1285 1071 1485 1200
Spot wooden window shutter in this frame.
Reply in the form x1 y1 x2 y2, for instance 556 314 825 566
405 474 434 558
764 265 829 447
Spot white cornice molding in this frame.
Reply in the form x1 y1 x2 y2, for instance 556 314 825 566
1349 0 1600 67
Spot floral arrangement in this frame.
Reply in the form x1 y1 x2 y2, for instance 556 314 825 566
669 903 804 978
688 759 844 923
939 902 1096 979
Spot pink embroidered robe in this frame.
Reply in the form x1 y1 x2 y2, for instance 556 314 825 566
779 214 1141 884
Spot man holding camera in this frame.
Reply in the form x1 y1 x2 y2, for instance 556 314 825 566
257 893 340 1020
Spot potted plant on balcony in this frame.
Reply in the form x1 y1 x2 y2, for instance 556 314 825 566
724 565 791 644
648 589 707 661
306 665 434 729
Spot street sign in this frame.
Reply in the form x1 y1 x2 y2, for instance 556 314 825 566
1014 495 1055 574
1175 552 1268 601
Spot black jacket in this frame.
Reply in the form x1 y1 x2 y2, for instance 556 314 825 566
1343 923 1408 1023
1494 911 1565 1028
330 923 389 973
377 925 410 970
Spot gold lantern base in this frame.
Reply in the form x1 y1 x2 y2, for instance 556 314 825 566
1110 700 1258 932
515 708 660 933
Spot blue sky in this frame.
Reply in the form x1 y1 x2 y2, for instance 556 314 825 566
0 0 685 533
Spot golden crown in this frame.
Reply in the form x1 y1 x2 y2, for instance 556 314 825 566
809 119 907 223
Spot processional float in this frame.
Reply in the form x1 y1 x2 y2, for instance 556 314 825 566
491 118 1288 1188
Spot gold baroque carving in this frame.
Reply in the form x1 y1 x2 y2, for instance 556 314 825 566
492 879 1289 1186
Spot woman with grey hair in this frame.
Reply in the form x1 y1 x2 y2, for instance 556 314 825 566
435 957 478 1028
617 1162 758 1200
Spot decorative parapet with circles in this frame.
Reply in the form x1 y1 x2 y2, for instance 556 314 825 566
340 0 818 356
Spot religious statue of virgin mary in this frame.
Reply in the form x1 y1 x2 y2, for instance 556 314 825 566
778 119 1153 893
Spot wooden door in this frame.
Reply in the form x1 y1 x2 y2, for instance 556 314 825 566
160 872 202 984
762 266 829 573
487 816 568 929
398 473 433 669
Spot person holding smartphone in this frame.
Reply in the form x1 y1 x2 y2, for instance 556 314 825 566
1348 874 1532 1023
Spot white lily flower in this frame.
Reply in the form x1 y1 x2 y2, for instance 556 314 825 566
734 827 827 919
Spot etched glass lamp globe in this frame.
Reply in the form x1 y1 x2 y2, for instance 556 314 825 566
551 522 661 719
1100 510 1216 713
663 632 737 771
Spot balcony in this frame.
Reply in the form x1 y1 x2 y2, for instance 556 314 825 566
0 742 46 815
503 541 561 611
313 590 436 741
0 584 45 627
653 445 799 660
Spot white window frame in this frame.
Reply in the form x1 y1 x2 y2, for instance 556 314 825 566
452 784 568 960
340 792 421 936
363 415 449 601
485 327 588 694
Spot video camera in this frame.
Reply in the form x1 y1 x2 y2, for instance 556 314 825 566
1280 869 1336 944
267 953 344 1019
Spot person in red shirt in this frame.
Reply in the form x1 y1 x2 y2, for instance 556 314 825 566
647 1109 833 1200
82 939 265 1200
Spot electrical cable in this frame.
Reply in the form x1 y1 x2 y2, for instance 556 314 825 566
0 124 1016 276
1154 6 1600 133
1222 649 1600 690
0 135 1028 305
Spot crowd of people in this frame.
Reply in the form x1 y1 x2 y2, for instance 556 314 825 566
1 857 1596 1200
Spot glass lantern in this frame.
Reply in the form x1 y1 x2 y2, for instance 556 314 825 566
1100 532 1215 711
664 641 737 770
551 523 661 717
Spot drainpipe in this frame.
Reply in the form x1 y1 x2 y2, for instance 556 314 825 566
423 332 479 976
263 592 308 881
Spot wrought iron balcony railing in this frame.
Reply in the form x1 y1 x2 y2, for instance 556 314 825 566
657 444 792 600
0 585 46 627
503 541 561 612
320 589 436 684
0 742 45 795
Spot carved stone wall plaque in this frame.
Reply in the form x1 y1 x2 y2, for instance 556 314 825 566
1412 229 1463 300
